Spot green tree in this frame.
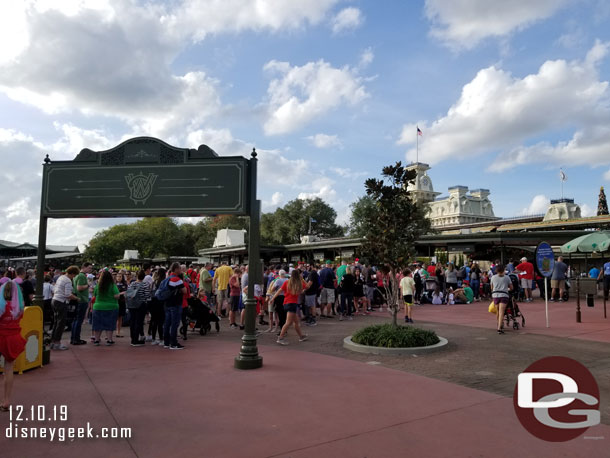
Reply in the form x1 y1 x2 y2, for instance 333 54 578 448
261 198 344 244
598 186 608 216
348 195 376 237
84 217 187 264
359 162 431 326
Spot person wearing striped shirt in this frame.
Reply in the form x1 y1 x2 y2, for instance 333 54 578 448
128 270 152 347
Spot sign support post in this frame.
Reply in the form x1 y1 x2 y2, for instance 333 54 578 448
34 156 51 306
235 149 263 370
535 242 555 328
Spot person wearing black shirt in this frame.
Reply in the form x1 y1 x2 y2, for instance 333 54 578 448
339 267 355 321
304 265 320 325
16 267 35 307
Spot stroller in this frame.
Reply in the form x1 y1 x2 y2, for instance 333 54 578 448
420 277 440 304
505 274 526 330
181 296 220 337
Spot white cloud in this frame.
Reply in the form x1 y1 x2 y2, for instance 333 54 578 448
331 7 364 34
308 133 342 149
330 167 366 180
359 47 374 68
0 0 343 141
425 0 568 50
521 195 550 215
580 203 595 217
604 169 610 181
398 41 610 171
263 59 369 135
169 0 340 41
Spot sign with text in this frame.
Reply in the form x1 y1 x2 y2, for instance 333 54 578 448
535 242 555 278
42 159 248 217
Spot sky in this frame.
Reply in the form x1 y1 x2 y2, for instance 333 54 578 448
1 0 610 249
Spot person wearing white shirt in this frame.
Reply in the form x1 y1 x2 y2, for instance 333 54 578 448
50 266 79 350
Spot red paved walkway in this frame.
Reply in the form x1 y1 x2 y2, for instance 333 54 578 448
2 337 608 457
376 297 610 343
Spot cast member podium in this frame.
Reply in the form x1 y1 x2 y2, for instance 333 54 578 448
0 306 44 374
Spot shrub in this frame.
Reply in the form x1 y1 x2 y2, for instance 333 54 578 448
351 324 440 348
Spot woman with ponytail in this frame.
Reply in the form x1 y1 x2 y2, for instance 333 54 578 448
0 280 26 411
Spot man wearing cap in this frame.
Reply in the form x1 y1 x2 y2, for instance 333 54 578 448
514 256 534 302
318 261 336 318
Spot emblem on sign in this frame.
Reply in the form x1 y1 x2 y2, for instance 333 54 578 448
125 172 157 205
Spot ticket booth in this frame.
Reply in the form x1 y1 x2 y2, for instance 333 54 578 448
0 306 44 374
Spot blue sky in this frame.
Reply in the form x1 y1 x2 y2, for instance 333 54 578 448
1 0 610 248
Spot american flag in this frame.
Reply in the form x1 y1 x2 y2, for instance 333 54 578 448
417 127 423 136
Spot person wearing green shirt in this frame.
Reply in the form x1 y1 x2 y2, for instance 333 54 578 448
454 281 474 304
70 262 92 346
198 262 213 299
92 270 121 346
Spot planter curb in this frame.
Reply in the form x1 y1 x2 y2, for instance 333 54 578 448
343 335 449 355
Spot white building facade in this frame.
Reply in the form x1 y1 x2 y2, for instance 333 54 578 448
405 162 499 228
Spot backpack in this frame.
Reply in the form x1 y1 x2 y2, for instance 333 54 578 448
154 277 175 302
126 282 145 309
414 271 422 286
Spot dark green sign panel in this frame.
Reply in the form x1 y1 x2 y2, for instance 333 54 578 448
42 160 248 217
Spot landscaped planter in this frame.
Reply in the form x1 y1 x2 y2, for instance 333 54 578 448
343 335 449 355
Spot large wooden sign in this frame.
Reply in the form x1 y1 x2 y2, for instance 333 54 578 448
41 138 248 217
35 137 262 369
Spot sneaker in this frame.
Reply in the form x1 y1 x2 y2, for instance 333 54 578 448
145 335 153 342
93 340 100 346
239 325 245 330
339 315 343 321
404 316 409 323
348 316 353 321
230 323 238 329
53 344 68 351
130 343 145 347
409 318 414 323
163 344 170 349
106 340 115 346
170 344 185 350
299 334 308 342
276 338 289 346
151 340 160 346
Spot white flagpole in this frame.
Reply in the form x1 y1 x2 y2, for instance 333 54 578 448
560 168 564 200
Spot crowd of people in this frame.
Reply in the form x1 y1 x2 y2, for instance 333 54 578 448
1 254 609 411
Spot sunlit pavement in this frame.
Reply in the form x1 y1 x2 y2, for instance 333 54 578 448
2 300 609 458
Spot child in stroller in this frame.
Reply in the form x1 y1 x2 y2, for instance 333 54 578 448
181 296 220 337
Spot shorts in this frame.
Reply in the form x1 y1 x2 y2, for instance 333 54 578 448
320 288 335 304
305 294 317 308
284 303 298 314
267 297 275 313
365 285 375 301
493 297 509 305
520 279 532 289
550 279 565 289
230 295 240 312
403 295 413 306
217 289 229 306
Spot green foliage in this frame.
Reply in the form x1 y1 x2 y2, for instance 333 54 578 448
358 162 431 326
598 186 608 216
360 162 430 271
352 324 440 348
261 197 344 244
348 195 376 237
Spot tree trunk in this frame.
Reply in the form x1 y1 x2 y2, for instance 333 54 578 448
380 269 401 327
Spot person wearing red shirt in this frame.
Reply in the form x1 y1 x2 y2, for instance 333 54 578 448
270 270 308 345
514 256 534 302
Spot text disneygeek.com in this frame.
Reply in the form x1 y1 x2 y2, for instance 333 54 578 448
4 405 131 442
